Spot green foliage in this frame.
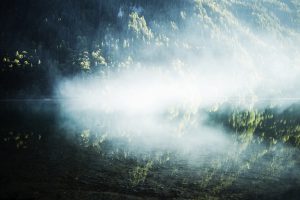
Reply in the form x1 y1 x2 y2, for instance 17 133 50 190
77 49 107 71
229 109 263 147
78 51 91 70
2 131 41 150
1 50 38 70
128 12 153 41
91 49 107 66
1 1 300 198
130 161 153 186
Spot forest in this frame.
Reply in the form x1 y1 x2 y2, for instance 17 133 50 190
1 0 300 199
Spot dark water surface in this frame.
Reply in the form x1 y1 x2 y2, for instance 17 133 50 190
0 101 300 200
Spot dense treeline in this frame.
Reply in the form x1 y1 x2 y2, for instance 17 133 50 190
0 0 299 98
0 0 190 98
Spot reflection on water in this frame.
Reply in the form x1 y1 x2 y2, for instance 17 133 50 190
1 101 300 199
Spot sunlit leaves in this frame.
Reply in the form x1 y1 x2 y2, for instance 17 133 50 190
130 161 153 186
128 12 153 41
2 131 41 150
77 49 108 71
1 50 35 70
91 49 107 66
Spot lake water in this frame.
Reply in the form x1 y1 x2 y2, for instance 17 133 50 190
1 100 299 199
